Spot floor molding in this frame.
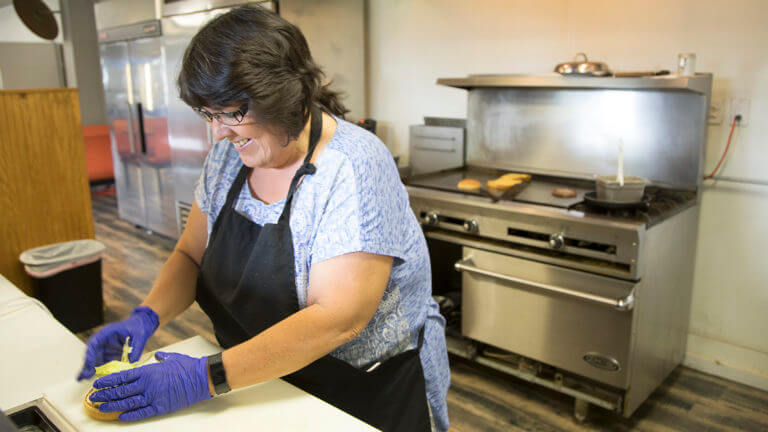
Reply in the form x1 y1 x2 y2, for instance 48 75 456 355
685 332 768 393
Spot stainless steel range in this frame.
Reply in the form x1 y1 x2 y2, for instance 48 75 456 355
407 74 713 421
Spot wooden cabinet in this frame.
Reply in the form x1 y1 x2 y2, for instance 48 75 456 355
0 89 95 295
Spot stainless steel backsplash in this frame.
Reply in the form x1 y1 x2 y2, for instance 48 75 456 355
466 87 709 189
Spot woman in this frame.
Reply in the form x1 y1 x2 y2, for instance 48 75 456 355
78 5 450 432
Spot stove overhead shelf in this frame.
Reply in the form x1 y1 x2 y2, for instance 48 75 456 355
437 73 713 94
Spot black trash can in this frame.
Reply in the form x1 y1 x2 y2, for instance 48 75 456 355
20 240 106 333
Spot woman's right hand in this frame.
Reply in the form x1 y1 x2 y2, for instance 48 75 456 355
77 306 159 380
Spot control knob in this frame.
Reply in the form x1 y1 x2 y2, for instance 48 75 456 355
422 212 439 226
549 233 565 250
463 219 479 233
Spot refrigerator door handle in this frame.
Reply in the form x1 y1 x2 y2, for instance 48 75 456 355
125 101 137 156
136 102 147 155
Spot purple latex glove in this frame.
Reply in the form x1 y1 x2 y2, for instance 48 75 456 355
77 306 159 380
89 351 211 421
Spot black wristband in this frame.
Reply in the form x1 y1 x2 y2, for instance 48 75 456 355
207 352 230 395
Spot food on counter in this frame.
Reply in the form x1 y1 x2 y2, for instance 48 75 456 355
552 188 577 198
457 178 482 192
83 338 138 421
83 359 138 421
94 359 137 376
84 388 121 421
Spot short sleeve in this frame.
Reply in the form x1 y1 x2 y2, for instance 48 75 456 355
310 150 409 265
194 141 231 219
194 161 211 216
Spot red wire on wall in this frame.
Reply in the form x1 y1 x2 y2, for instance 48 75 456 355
704 116 741 180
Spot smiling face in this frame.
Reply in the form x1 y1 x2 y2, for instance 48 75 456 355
205 105 300 169
179 5 348 171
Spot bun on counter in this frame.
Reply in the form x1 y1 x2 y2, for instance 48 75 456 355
84 388 121 421
82 358 137 421
457 178 482 192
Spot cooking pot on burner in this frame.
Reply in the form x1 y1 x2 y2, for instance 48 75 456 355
595 176 646 203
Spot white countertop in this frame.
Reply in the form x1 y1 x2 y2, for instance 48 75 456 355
44 336 377 431
0 274 378 431
0 289 85 410
0 273 29 306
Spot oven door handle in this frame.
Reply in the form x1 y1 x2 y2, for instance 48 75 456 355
454 257 635 311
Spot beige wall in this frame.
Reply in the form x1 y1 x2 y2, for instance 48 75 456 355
282 0 366 120
0 42 65 89
369 0 768 390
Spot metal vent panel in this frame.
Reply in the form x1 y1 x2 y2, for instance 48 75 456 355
176 201 192 235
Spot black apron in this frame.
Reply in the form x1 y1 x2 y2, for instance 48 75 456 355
196 107 431 432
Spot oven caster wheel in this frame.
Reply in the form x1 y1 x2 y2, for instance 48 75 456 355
573 398 589 424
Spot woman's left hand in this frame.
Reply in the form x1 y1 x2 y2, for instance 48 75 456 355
89 352 212 421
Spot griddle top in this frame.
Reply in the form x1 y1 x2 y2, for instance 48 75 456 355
405 167 592 209
405 167 697 226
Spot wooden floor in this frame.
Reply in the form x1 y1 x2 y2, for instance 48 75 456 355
79 192 768 432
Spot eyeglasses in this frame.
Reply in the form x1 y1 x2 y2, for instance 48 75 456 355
193 104 249 126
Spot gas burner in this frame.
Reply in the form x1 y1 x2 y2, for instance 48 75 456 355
570 188 696 226
582 192 652 211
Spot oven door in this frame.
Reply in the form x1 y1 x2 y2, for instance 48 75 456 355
458 247 637 388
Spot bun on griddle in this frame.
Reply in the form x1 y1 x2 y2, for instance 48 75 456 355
457 178 482 192
499 173 531 182
552 188 577 198
487 172 530 192
486 178 522 191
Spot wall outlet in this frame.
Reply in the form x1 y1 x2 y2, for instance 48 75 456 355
708 99 724 125
729 97 750 126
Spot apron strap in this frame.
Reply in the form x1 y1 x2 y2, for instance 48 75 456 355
224 164 251 211
207 163 249 240
278 106 323 223
416 324 425 350
221 106 323 217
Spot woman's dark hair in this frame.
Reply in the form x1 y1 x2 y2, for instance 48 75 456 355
178 5 348 140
